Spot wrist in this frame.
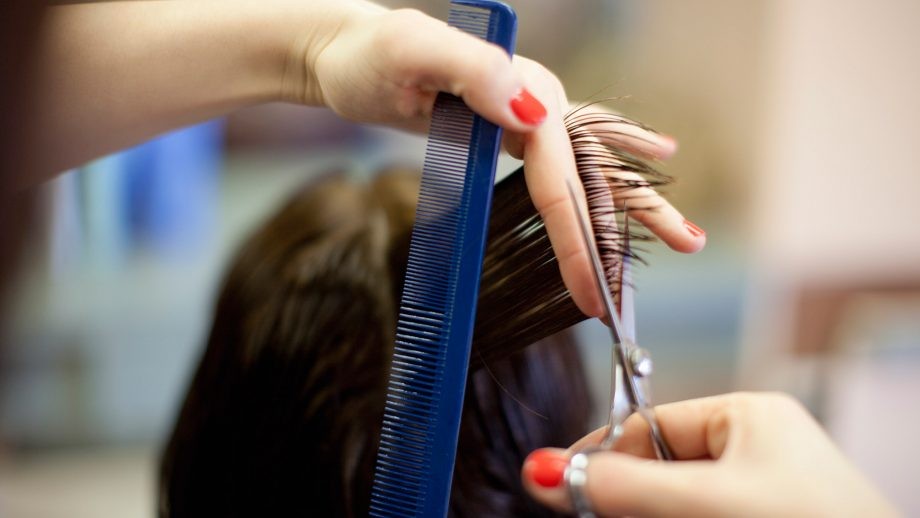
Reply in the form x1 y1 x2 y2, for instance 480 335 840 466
262 0 385 106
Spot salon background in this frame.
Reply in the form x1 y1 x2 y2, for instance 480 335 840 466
2 0 919 516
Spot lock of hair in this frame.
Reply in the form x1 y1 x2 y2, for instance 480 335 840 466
471 107 672 367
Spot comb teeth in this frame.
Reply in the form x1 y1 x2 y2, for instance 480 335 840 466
370 2 516 516
448 4 493 38
370 94 473 517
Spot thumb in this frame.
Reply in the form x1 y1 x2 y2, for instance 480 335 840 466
523 448 719 517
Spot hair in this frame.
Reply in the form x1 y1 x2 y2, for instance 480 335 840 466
159 109 670 516
474 104 671 365
158 167 591 517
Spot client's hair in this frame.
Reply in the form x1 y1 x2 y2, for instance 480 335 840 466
159 167 592 517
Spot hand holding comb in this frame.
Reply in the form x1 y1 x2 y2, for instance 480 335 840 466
369 1 518 516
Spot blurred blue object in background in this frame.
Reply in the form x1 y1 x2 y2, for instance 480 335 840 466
65 120 224 272
121 121 223 260
1 121 225 448
80 154 129 271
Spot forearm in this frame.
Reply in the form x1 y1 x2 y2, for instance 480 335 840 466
29 0 381 178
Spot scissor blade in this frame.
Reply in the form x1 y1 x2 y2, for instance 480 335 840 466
565 180 628 345
619 213 636 343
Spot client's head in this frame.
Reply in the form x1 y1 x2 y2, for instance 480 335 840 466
159 167 591 517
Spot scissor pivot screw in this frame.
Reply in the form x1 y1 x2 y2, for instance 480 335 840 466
630 348 653 377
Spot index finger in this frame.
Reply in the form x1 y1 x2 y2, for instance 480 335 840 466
516 63 605 318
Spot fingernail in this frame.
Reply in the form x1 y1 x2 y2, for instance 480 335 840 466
660 134 679 156
684 218 706 237
510 88 547 125
523 449 568 488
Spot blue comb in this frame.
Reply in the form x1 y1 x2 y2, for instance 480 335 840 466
369 1 517 516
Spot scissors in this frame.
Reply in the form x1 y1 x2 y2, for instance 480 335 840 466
566 180 673 460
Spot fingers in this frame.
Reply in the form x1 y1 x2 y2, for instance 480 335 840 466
521 393 895 517
569 395 741 462
522 448 718 517
509 58 604 317
565 105 679 160
564 108 706 254
615 173 707 254
522 395 745 516
380 9 547 133
315 7 550 134
346 7 705 315
507 56 704 315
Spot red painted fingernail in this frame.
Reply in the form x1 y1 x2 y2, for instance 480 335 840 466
684 218 706 237
661 134 679 155
510 88 547 125
523 449 568 488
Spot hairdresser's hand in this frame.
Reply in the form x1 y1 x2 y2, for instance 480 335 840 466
303 4 705 317
520 392 897 517
34 0 701 312
499 57 705 316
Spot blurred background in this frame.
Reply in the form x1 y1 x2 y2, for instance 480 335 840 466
2 0 919 516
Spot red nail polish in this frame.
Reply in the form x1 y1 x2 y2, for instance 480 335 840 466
524 449 568 488
684 218 706 237
510 88 547 125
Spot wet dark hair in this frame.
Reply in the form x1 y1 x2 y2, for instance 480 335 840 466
158 167 592 517
159 108 671 516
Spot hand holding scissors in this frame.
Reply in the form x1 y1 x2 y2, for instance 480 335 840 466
519 183 895 518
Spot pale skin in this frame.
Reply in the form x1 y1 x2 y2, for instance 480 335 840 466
522 392 899 517
29 0 704 318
